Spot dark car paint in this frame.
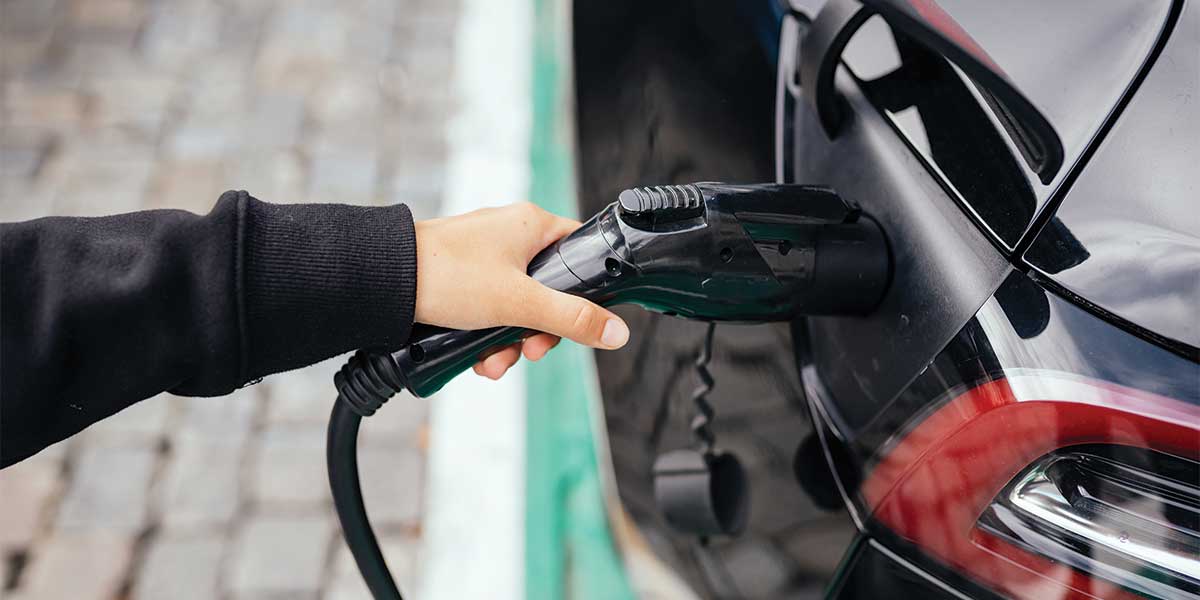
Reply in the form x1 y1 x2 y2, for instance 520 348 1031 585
811 269 1200 598
837 0 1197 355
1024 1 1200 352
810 270 1200 481
828 537 1001 600
785 1 1200 596
838 0 1175 248
791 0 1194 440
790 66 1014 434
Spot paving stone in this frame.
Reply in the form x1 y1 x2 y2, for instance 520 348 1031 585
343 22 392 65
325 534 419 600
346 0 400 25
81 394 171 447
360 393 428 448
140 3 221 67
357 447 423 527
264 358 340 424
49 159 153 216
168 119 237 160
255 9 351 94
0 0 60 35
309 150 379 200
268 5 347 43
378 113 448 156
378 49 454 107
172 385 260 448
68 0 147 31
0 129 53 180
48 127 156 167
389 189 442 221
219 3 270 48
0 181 57 222
249 424 330 509
0 458 61 551
15 532 134 600
177 58 253 117
394 12 460 44
157 442 242 532
718 539 794 599
238 93 305 152
389 156 444 202
146 159 227 213
224 150 306 203
309 122 381 158
134 534 225 600
22 438 71 470
0 33 55 79
56 444 158 532
308 72 381 124
227 513 332 597
86 76 176 131
0 0 456 595
783 515 857 577
57 41 152 80
2 81 87 129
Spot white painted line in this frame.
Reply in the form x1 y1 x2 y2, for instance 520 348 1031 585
417 0 532 599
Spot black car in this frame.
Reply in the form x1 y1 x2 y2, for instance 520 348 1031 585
574 0 1200 598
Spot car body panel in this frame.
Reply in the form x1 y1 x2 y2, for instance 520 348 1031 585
790 52 1012 433
806 269 1199 598
839 0 1176 248
1023 0 1200 352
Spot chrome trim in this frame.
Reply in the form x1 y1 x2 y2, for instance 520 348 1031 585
981 450 1200 600
1010 463 1198 579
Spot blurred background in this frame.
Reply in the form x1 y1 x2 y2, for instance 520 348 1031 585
0 0 458 597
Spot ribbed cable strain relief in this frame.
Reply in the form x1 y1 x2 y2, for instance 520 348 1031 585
334 350 406 417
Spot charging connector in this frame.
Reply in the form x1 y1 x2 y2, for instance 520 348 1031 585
327 182 893 599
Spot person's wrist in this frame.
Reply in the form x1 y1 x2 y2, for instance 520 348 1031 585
413 219 431 324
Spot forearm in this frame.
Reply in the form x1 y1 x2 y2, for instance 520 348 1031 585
0 191 417 466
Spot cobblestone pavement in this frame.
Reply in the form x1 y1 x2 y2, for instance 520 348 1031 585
1 0 458 597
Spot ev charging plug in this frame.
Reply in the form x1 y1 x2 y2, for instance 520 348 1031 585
328 182 891 599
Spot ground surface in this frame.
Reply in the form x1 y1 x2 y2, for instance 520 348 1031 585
0 0 458 597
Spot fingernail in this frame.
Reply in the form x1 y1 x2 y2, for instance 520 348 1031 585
601 319 629 348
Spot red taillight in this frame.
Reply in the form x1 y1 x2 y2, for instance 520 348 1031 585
861 372 1200 600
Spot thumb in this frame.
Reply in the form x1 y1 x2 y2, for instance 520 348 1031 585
516 280 630 349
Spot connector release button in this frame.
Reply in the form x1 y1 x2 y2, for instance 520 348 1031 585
618 185 704 216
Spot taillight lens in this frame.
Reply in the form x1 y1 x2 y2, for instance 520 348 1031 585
861 372 1200 600
979 447 1199 600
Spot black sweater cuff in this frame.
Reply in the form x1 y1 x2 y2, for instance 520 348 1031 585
235 191 417 381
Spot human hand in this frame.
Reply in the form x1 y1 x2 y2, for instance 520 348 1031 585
414 202 630 380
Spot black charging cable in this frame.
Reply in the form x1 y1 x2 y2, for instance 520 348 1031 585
328 350 409 600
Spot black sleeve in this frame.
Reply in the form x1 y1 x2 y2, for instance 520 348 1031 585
1 190 418 467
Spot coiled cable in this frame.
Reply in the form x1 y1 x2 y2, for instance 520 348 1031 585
689 322 717 452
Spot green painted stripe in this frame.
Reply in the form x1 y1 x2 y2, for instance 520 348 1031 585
526 0 636 598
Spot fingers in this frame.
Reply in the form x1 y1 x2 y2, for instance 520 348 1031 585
471 334 561 380
522 333 560 361
512 279 630 350
473 344 521 380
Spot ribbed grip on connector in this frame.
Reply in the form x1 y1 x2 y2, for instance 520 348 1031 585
618 184 704 214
